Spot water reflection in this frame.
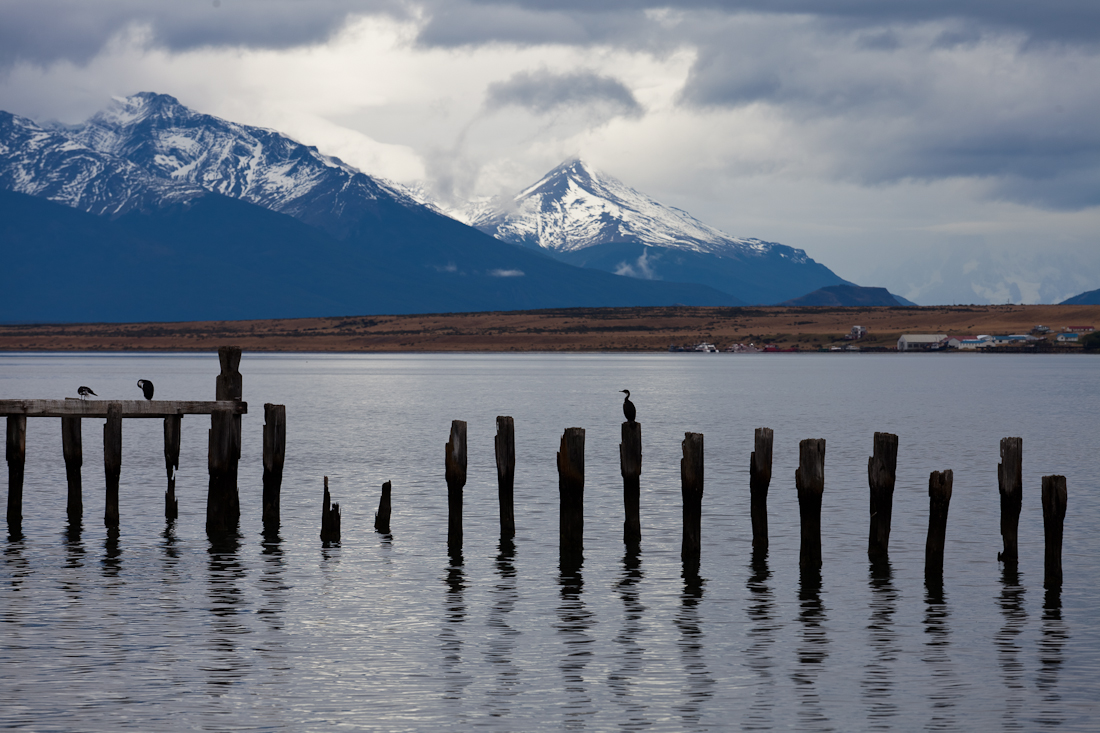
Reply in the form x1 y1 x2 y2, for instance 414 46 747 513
923 578 960 731
558 552 594 729
101 527 122 578
441 549 469 706
862 558 899 727
676 558 713 729
996 565 1027 730
258 530 288 628
204 533 249 692
485 539 521 717
2 534 29 602
1036 589 1068 728
792 567 830 731
743 549 778 732
609 547 648 729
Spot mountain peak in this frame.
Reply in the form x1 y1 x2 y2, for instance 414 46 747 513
94 92 193 128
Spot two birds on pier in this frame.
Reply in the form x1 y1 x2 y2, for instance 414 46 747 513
76 380 154 400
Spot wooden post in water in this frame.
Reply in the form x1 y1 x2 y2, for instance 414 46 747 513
557 427 585 556
320 476 341 543
208 347 243 536
998 437 1023 562
445 420 467 550
495 416 515 540
262 403 286 529
867 432 899 558
103 403 122 528
61 415 82 524
796 438 826 569
375 481 392 533
6 415 26 530
163 415 181 521
681 432 704 560
749 427 773 550
925 469 953 581
1041 475 1067 589
620 421 642 546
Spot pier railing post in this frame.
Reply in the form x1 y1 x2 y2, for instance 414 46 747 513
998 437 1023 562
868 432 899 558
1041 475 1067 589
208 346 242 536
495 416 515 540
749 427 773 550
620 421 642 546
262 403 286 529
446 420 467 551
681 432 704 560
163 415 181 521
557 427 585 557
61 415 82 524
925 469 953 581
796 438 826 569
103 403 122 528
6 415 26 531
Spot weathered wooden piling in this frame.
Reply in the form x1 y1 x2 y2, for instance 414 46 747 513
320 476 341 543
924 469 953 580
375 480 392 533
6 415 26 529
262 403 286 529
1041 475 1067 589
446 420 467 549
163 415 180 521
749 427 773 550
796 438 826 569
868 432 899 558
207 346 243 535
998 437 1023 562
103 403 122 527
61 415 82 523
620 421 642 546
495 416 515 540
557 427 585 556
681 432 704 560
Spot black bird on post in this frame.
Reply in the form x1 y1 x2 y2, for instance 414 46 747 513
621 390 636 423
77 386 97 400
137 379 154 400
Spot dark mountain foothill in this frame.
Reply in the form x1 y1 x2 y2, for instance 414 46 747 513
1059 288 1100 305
780 284 907 307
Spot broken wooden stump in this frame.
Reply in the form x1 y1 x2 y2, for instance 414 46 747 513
206 408 237 536
749 427 773 550
998 437 1023 563
1041 475 1067 589
868 432 899 558
681 432 704 560
495 416 515 540
61 414 82 524
796 438 826 569
557 427 585 557
163 414 180 522
445 420 467 550
103 403 122 528
375 480 392 533
262 403 286 529
925 469 953 581
320 476 341 543
6 415 26 530
620 420 642 546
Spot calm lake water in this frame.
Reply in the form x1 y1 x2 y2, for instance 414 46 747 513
1 352 1098 731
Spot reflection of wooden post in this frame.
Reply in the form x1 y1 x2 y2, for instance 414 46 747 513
925 470 953 580
620 421 642 546
495 416 515 540
375 481 392 533
796 438 826 569
6 415 26 529
262 403 286 529
446 420 467 550
61 415 82 524
868 432 899 557
320 476 341 543
749 427 773 550
681 432 704 560
163 415 181 521
1041 475 1067 589
557 427 585 556
103 403 122 528
998 437 1023 562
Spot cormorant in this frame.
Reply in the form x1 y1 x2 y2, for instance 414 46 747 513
621 389 636 423
137 379 154 400
77 386 97 400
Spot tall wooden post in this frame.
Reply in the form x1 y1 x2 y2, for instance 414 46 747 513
61 416 82 524
1041 475 1067 589
796 438 826 569
749 427 773 550
925 470 953 581
6 415 26 530
208 346 242 536
557 427 585 557
103 403 122 528
495 416 515 540
163 415 181 521
262 403 286 529
868 432 899 557
620 421 642 546
998 437 1023 562
320 476 341 543
375 481 392 533
681 432 704 560
446 420 467 550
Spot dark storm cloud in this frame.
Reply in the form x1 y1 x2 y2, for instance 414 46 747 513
485 69 642 117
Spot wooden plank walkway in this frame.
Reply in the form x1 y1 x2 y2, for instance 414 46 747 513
0 399 247 418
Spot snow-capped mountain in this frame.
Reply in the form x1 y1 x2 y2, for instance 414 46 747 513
461 159 848 304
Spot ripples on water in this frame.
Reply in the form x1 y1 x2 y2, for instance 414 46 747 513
1 352 1098 731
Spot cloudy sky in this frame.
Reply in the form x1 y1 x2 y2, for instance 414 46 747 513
2 0 1098 303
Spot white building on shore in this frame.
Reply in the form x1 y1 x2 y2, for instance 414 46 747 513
897 334 948 351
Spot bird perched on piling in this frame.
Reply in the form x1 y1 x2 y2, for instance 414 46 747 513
137 379 154 400
621 389 636 423
77 386 97 400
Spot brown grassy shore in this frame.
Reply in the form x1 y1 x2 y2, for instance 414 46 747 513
2 304 1097 352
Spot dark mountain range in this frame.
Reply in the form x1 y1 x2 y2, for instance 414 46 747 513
780 285 908 307
1059 288 1100 305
